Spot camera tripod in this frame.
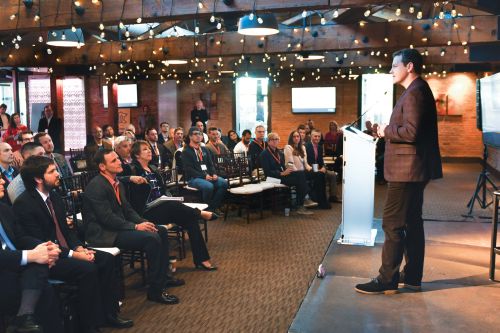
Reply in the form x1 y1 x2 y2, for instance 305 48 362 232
465 145 498 217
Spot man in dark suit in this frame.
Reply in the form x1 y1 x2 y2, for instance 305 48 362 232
82 149 181 305
144 127 168 168
248 125 267 170
157 122 170 145
355 48 442 295
37 104 62 153
14 156 133 332
190 100 209 131
0 177 63 333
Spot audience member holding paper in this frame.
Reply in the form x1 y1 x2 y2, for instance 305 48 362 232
120 140 218 271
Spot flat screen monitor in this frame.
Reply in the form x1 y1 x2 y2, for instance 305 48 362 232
117 83 138 108
291 87 336 113
479 73 500 148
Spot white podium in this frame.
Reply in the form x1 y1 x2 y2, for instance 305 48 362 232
338 126 378 246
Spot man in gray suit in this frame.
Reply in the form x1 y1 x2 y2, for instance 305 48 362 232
355 48 442 294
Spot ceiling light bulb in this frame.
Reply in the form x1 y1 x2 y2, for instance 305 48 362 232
125 28 130 37
333 9 339 18
34 14 40 21
149 28 154 36
210 15 215 23
10 14 16 20
51 31 57 37
417 11 423 19
74 1 81 6
47 48 52 54
471 25 476 30
198 1 203 9
119 21 124 29
14 43 19 49
257 16 263 24
320 17 326 25
71 25 77 32
195 26 199 33
16 35 22 41
439 8 444 19
217 21 222 29
38 35 43 42
100 31 105 38
249 12 254 20
409 5 415 14
302 10 307 18
136 17 142 23
395 6 401 16
451 6 457 17
99 23 104 30
364 9 371 17
61 32 66 40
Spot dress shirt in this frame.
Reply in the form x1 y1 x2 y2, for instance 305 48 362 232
35 189 73 257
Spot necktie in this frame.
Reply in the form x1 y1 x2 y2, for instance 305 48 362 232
45 197 69 249
0 221 16 250
112 180 122 205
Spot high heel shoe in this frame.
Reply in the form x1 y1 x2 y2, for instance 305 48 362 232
195 262 218 271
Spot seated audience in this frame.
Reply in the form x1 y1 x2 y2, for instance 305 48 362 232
12 130 34 169
324 121 342 156
158 122 170 145
206 127 229 157
35 132 73 179
14 156 133 332
0 103 10 130
248 125 267 170
2 113 28 152
8 142 45 204
306 130 341 205
226 130 239 151
144 127 167 168
233 129 251 155
181 127 228 215
121 140 218 270
82 149 181 305
0 177 63 333
0 142 18 205
284 131 319 209
260 133 311 215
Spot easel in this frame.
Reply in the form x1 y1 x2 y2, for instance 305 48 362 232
464 144 498 217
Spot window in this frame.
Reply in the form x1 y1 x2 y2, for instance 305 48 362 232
361 74 394 130
235 77 269 136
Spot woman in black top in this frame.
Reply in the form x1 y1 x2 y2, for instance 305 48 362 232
121 140 217 270
226 130 239 151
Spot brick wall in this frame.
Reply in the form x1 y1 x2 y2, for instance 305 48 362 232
86 76 158 134
177 80 234 132
426 73 483 158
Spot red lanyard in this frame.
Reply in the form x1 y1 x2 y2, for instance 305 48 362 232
267 147 280 165
255 140 265 150
196 147 203 162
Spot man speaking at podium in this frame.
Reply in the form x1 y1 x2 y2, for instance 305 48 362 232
355 48 442 294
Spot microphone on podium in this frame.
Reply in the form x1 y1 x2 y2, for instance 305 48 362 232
346 90 389 129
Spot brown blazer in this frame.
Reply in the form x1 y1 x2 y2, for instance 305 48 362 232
384 77 443 182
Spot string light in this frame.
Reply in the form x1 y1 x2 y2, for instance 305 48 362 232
409 4 415 14
198 1 203 9
333 9 339 18
395 6 401 16
417 10 423 19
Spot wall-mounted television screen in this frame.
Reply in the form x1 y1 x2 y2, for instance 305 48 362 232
291 87 336 113
117 83 138 108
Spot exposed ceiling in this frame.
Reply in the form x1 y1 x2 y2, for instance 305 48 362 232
0 0 499 83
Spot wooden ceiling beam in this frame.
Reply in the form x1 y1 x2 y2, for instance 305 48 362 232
0 0 408 34
1 16 495 67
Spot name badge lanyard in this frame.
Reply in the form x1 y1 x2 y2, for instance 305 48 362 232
267 147 283 171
